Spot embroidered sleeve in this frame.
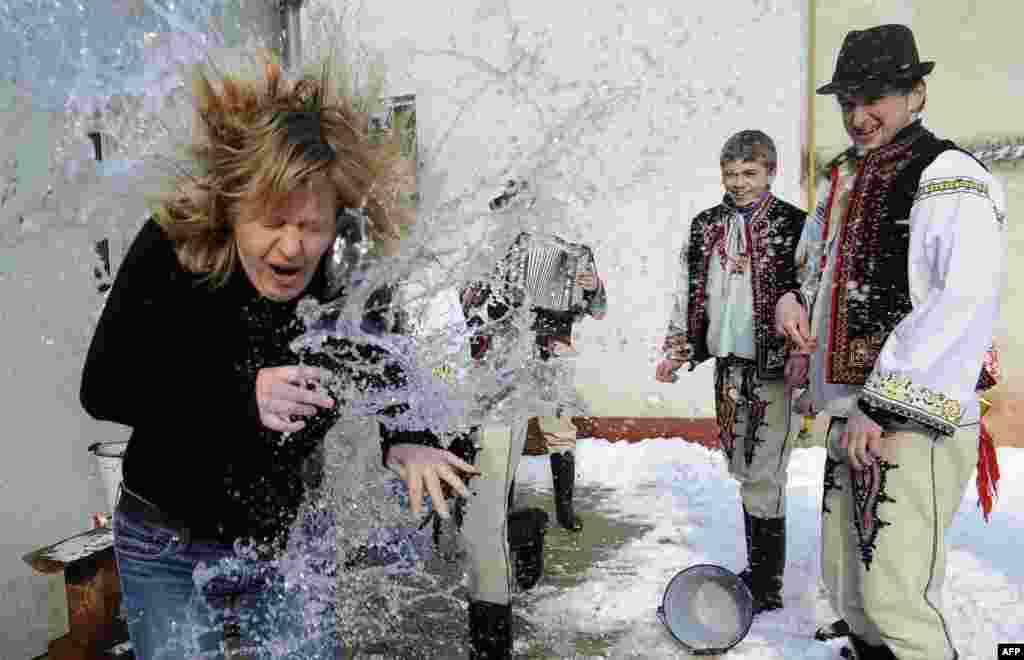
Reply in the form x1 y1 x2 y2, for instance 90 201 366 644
662 238 693 362
861 153 1006 435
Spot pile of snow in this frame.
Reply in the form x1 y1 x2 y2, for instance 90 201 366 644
515 437 1024 658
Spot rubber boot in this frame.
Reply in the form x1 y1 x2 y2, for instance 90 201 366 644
839 634 897 660
814 618 851 641
550 452 582 531
737 505 754 605
738 511 785 614
468 600 512 660
737 505 754 600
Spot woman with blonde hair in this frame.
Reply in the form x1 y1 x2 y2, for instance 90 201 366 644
80 54 476 659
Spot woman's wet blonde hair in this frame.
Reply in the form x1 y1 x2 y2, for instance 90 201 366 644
154 52 412 288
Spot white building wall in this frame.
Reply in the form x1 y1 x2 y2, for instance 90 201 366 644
322 0 807 419
0 3 284 656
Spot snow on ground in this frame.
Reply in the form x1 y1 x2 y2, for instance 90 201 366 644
514 438 1024 659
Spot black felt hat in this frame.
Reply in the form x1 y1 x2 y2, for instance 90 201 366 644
817 24 934 96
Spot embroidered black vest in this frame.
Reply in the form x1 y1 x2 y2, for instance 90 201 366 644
686 194 806 380
823 121 985 385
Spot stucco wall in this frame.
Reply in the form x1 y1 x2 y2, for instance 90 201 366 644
0 2 284 656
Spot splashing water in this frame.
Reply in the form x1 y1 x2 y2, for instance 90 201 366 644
2 0 776 655
0 1 235 113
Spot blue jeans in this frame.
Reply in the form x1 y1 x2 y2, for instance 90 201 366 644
113 501 340 659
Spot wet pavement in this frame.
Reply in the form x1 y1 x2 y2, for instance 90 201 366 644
346 482 654 659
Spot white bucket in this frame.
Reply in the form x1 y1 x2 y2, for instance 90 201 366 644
89 441 128 514
657 563 754 654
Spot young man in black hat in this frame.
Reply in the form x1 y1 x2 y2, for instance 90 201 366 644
776 24 1005 660
656 129 806 615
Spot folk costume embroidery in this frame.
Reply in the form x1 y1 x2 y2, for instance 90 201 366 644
825 126 930 386
714 360 741 461
713 357 775 467
741 368 771 467
850 459 897 570
798 121 1006 436
664 193 805 380
821 456 842 515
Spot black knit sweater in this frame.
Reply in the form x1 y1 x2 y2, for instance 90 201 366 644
80 218 436 547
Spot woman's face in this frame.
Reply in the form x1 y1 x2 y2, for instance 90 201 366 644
235 179 338 302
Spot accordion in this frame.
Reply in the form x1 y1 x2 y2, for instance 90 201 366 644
506 233 595 313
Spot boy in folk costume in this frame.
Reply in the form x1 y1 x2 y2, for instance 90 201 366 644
777 25 1005 660
655 130 806 615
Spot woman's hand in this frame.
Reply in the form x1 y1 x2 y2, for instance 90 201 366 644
255 365 335 432
385 444 481 518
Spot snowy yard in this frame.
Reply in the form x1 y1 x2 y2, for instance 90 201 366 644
505 437 1024 659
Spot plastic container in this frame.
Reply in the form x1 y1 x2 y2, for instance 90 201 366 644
88 441 128 514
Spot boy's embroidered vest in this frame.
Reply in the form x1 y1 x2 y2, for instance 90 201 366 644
686 194 806 380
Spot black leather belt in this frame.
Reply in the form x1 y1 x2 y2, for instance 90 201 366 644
116 485 222 547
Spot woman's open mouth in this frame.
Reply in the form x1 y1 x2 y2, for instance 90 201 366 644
269 263 304 286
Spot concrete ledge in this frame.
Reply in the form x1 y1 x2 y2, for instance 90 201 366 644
527 417 721 454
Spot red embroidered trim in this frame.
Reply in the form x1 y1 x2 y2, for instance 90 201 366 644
824 161 861 383
826 157 871 384
745 196 781 365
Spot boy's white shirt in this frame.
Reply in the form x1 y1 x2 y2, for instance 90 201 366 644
667 206 758 361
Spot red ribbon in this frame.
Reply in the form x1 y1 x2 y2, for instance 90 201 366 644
976 419 1000 522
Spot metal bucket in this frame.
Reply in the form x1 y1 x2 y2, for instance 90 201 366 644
88 441 128 514
656 564 755 655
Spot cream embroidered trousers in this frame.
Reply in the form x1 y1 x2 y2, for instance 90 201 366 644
460 354 579 603
821 419 978 660
459 422 528 605
715 360 796 519
534 353 580 454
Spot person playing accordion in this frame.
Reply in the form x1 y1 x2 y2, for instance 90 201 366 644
461 179 607 533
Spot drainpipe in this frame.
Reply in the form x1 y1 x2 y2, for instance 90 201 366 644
279 0 305 69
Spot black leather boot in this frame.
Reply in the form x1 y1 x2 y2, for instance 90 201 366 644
738 511 785 614
814 618 851 641
550 452 582 531
468 600 512 660
839 634 897 659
